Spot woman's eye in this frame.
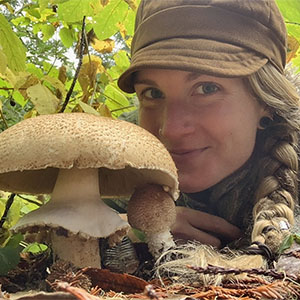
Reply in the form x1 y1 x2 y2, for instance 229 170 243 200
195 83 219 95
142 88 164 100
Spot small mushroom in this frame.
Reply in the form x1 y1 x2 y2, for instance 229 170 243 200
128 184 177 258
0 113 178 267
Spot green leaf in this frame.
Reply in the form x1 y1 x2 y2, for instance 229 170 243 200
59 27 75 48
276 0 300 23
0 246 20 275
26 63 44 79
0 233 23 275
0 50 7 74
278 234 295 254
39 0 50 11
57 0 100 23
26 7 42 19
113 50 130 72
78 100 100 116
123 9 136 36
13 91 27 107
40 24 55 41
293 233 300 244
6 233 23 248
93 0 128 40
104 83 131 115
0 14 26 73
22 242 48 254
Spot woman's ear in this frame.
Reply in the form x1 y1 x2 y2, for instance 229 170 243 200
258 107 273 130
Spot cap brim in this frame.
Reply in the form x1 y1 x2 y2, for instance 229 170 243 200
118 38 268 93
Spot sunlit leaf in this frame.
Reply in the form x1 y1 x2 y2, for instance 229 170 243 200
93 0 128 40
91 38 115 54
78 55 104 94
78 100 100 116
0 50 7 74
40 23 55 41
276 0 300 23
59 27 75 48
13 91 27 107
22 242 48 254
0 14 26 73
57 0 100 23
27 83 60 114
43 74 67 99
104 83 131 115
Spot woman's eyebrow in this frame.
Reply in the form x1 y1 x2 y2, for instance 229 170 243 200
133 78 158 86
185 72 203 82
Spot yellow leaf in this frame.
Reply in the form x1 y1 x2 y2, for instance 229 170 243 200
78 100 100 116
43 75 67 100
123 0 138 10
0 99 2 112
287 35 299 63
98 103 112 118
14 72 40 98
26 83 60 114
58 65 67 84
117 22 127 39
91 38 115 54
79 55 104 94
1 68 16 86
0 50 7 74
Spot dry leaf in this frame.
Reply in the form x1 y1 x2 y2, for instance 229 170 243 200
91 39 115 54
287 35 299 63
82 268 148 294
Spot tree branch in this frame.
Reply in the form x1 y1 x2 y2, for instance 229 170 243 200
0 193 16 228
59 16 86 113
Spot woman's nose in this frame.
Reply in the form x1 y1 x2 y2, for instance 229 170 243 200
160 105 194 140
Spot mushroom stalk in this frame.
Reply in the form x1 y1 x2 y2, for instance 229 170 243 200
14 167 129 268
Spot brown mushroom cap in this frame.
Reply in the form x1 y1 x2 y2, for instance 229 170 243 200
0 113 178 199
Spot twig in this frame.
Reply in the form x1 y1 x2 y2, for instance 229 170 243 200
187 264 299 282
59 16 86 113
0 193 16 228
16 194 43 207
0 109 8 129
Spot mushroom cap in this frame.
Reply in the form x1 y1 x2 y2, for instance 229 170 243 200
0 113 178 199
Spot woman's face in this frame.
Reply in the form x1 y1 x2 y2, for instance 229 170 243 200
134 69 266 193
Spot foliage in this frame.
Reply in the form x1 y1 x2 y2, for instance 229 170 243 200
0 0 139 133
0 0 299 275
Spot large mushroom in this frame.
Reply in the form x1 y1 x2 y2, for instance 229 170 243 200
0 113 178 268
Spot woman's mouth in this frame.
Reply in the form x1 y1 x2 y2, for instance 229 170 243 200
169 147 209 162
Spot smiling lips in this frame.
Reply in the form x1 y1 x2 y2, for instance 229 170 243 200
169 147 209 162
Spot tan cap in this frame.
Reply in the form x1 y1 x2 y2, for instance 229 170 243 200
0 113 178 199
118 0 287 93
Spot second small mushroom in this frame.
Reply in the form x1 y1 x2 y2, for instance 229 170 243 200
0 113 179 268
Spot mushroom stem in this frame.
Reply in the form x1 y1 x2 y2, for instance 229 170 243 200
14 167 129 268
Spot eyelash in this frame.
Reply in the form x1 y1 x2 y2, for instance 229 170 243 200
138 82 220 101
193 82 220 95
140 88 164 100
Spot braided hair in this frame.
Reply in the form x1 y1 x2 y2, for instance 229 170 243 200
244 62 300 253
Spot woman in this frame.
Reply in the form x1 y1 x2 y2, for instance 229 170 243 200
118 0 300 257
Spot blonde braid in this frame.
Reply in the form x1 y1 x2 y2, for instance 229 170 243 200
244 63 300 253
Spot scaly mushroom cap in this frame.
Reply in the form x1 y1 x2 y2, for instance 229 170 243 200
0 113 179 199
